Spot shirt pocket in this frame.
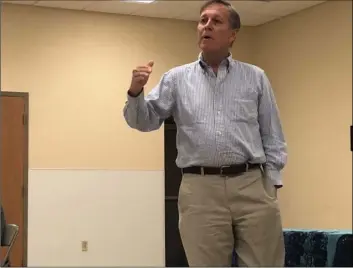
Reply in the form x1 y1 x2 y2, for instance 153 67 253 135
232 98 258 123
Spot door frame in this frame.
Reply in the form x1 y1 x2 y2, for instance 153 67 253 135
0 91 29 266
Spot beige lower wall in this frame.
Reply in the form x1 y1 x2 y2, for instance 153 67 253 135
1 1 352 266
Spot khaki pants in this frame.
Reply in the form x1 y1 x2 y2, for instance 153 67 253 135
178 168 284 267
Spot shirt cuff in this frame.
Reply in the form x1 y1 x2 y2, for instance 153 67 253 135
128 88 143 97
265 168 283 187
127 89 145 106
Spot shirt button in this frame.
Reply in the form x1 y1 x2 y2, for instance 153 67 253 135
217 111 221 115
216 131 222 135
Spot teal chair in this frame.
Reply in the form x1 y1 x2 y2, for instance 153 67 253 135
232 229 352 267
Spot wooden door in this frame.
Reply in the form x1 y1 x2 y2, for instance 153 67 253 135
0 92 28 266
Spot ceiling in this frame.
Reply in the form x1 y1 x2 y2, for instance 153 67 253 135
1 0 325 26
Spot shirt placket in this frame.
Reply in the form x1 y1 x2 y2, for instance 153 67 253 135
213 66 227 166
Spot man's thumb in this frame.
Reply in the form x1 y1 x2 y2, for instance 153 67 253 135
147 60 154 68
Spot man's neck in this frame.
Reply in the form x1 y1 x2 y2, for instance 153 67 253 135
202 50 230 69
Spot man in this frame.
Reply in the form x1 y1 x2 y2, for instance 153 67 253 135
123 0 287 266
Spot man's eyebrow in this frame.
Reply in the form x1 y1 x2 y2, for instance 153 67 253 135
201 13 223 20
213 14 223 20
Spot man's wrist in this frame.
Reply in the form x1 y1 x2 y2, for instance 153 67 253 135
265 168 283 187
128 87 143 97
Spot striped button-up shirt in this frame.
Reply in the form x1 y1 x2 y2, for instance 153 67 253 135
123 54 287 185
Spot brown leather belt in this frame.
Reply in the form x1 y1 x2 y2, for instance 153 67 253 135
182 163 262 176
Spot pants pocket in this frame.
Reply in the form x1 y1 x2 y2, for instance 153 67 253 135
260 171 277 200
177 175 192 215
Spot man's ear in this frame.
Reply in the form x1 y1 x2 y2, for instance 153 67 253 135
233 28 238 39
229 29 237 47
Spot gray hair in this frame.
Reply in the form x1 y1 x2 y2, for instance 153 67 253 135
200 0 241 31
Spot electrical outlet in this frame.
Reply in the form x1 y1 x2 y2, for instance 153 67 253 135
81 241 88 252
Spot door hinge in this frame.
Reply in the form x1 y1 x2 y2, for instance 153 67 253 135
22 113 28 125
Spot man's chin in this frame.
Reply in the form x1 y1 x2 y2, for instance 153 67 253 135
199 45 217 53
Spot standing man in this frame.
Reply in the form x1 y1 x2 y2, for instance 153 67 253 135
123 0 287 266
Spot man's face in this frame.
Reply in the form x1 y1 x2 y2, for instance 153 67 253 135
197 3 236 53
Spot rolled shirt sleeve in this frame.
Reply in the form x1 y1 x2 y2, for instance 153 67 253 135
123 70 176 132
258 71 288 186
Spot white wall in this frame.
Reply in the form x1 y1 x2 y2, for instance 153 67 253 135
28 169 164 266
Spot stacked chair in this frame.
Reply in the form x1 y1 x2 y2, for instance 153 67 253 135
1 224 19 267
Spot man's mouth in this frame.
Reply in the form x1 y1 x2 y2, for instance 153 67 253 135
202 35 212 40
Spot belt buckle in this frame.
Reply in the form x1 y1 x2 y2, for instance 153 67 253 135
220 165 230 176
245 163 249 172
200 167 205 176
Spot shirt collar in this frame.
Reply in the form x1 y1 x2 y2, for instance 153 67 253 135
198 52 233 72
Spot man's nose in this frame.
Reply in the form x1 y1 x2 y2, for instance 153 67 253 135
204 19 213 30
